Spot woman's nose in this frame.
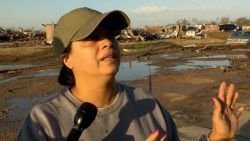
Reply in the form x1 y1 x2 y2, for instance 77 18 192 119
99 38 114 49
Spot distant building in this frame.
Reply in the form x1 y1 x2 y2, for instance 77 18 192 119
42 24 56 44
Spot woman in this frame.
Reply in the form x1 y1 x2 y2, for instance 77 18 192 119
15 7 244 141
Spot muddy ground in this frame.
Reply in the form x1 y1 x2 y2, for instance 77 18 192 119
0 33 250 141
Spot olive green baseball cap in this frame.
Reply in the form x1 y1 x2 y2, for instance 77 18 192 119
53 7 130 56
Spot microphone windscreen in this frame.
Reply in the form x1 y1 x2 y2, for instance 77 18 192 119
74 102 97 130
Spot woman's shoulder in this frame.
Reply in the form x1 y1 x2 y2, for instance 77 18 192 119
117 82 153 100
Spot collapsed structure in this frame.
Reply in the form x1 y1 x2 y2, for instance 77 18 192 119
0 27 45 47
42 24 55 45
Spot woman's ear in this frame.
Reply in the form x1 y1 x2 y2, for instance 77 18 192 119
61 54 73 70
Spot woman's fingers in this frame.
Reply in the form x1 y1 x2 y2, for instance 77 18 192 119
146 129 167 141
146 129 159 141
226 84 235 106
218 82 227 102
236 107 245 118
231 91 239 108
160 134 167 141
218 82 237 108
212 98 222 119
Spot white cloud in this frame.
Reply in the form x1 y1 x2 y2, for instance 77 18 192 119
128 5 172 27
133 5 168 15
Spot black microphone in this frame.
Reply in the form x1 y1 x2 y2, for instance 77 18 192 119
66 102 97 141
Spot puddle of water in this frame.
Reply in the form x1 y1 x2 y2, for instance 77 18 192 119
116 61 159 81
0 76 24 84
169 60 230 71
0 69 59 84
32 69 59 77
0 64 38 71
161 53 183 59
0 61 159 84
162 53 248 60
196 54 227 59
1 93 58 132
196 54 249 59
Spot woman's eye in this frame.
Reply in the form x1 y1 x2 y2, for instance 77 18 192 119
85 34 100 41
84 31 120 41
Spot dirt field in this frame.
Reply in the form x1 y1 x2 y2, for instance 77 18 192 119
0 33 250 140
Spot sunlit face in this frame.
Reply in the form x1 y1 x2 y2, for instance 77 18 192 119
63 26 121 79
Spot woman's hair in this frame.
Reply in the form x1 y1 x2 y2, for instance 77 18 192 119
58 45 75 86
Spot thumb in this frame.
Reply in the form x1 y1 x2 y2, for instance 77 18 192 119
236 106 245 118
212 98 222 119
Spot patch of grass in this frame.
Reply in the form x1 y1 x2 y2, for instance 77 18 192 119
33 47 57 60
119 41 181 49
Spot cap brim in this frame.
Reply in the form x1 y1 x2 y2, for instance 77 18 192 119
72 10 130 41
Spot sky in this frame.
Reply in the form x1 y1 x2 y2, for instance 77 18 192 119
0 0 250 30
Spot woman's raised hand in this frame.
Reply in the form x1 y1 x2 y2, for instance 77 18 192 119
210 82 245 141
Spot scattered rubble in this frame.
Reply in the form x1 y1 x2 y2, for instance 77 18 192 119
0 27 45 47
1 23 250 48
195 45 211 52
183 44 197 48
185 25 206 39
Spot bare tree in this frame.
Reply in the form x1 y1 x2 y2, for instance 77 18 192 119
235 17 250 25
219 16 230 24
176 18 190 26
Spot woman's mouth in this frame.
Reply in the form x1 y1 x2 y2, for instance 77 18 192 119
100 54 118 62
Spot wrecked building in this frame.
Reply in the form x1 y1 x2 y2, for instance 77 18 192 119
143 24 194 39
185 25 206 39
143 25 179 39
42 24 56 45
0 26 45 47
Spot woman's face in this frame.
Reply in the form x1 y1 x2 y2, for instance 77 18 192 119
64 26 120 79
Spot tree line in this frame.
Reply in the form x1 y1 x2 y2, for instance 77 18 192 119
176 17 250 26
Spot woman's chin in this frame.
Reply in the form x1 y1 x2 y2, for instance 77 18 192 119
100 68 118 76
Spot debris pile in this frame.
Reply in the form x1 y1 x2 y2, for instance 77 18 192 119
1 22 249 48
141 24 207 39
0 27 45 47
143 25 182 39
184 25 207 39
116 27 138 42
